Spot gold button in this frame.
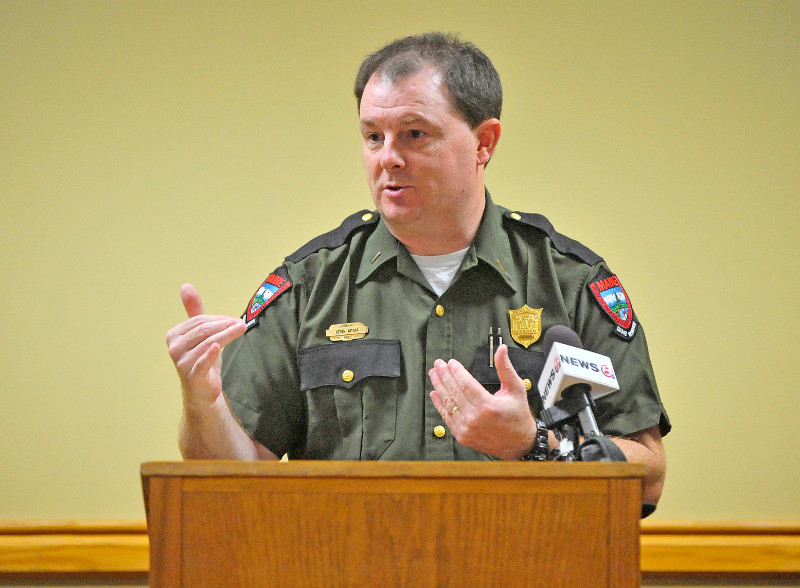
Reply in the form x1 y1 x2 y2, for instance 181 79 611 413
362 212 374 222
523 378 532 391
510 212 522 220
342 369 354 383
433 425 446 438
435 304 445 317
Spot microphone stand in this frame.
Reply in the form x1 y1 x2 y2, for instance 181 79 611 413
538 384 653 517
539 383 618 462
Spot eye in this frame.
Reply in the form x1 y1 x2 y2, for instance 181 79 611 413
409 129 425 139
365 132 382 143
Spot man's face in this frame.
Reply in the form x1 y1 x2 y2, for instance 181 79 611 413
359 66 486 250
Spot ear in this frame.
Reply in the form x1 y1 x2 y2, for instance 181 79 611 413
475 118 501 166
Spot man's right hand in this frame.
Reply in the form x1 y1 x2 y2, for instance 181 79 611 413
166 284 247 412
166 284 276 460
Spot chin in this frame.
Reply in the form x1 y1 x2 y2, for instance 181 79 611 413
372 196 407 220
380 210 415 228
377 199 420 222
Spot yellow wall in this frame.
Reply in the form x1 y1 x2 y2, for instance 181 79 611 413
1 1 798 522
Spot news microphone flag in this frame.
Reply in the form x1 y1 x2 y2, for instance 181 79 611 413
537 342 619 409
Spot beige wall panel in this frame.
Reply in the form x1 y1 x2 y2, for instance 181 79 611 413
1 1 798 522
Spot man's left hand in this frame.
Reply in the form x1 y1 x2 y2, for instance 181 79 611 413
429 344 537 460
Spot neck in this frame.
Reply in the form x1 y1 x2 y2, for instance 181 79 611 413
399 228 475 256
394 199 485 256
385 185 487 255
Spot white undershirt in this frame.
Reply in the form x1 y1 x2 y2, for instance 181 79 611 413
410 247 470 297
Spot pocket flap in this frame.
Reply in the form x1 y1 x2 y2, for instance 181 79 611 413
298 339 402 391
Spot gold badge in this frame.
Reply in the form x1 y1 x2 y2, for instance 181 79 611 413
508 305 543 348
325 322 369 342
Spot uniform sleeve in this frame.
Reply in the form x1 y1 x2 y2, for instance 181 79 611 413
221 263 306 457
572 262 671 438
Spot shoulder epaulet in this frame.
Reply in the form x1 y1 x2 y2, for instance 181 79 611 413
285 210 379 263
503 210 603 266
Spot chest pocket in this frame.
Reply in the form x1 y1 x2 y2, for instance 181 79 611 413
469 345 546 416
298 339 402 460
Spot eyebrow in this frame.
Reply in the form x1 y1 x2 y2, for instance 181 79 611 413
399 115 426 125
359 114 434 128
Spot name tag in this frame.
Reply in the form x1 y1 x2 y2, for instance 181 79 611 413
325 322 369 342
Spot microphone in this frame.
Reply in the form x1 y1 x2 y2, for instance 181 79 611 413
535 326 655 518
536 326 619 437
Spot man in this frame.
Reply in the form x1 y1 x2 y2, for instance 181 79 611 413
166 33 669 506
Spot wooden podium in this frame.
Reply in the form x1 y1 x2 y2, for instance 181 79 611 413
141 460 645 587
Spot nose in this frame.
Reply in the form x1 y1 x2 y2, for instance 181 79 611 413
379 137 404 171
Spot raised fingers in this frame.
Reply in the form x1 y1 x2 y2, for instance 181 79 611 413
433 358 489 410
181 283 205 318
429 365 464 420
191 341 223 379
180 317 245 352
167 284 247 408
493 344 525 394
167 316 246 373
167 313 244 339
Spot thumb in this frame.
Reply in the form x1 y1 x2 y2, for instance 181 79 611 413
494 344 525 396
180 283 205 318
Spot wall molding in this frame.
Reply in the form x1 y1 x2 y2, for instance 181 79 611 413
640 520 800 575
0 520 148 583
1 520 799 582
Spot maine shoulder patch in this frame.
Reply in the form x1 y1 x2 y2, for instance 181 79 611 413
588 267 638 340
243 270 291 329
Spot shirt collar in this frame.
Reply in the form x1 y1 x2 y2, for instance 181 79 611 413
355 189 519 293
468 189 519 292
355 218 401 285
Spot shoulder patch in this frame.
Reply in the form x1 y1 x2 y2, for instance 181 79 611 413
285 210 379 263
504 210 602 266
588 266 638 340
243 268 292 330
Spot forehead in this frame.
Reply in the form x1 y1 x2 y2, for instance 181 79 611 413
359 66 458 125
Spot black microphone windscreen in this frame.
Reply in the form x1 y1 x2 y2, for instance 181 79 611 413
541 325 584 354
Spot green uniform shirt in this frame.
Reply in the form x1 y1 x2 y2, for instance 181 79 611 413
221 193 670 460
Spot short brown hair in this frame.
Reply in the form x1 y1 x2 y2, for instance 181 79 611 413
354 32 502 129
